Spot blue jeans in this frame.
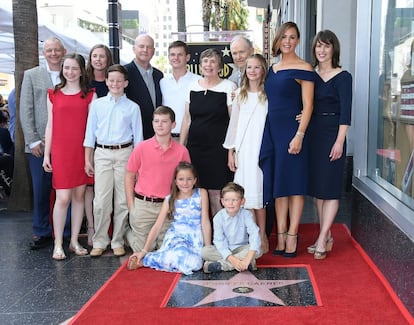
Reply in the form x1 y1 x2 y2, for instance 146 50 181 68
28 154 71 237
28 154 52 237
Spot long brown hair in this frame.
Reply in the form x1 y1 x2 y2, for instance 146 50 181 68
167 161 199 219
55 53 91 98
271 21 300 57
86 44 114 81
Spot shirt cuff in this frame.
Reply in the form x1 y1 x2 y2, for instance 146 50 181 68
29 140 42 149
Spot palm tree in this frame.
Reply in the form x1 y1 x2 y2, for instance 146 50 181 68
8 0 38 211
202 0 212 32
177 0 186 41
212 0 222 31
226 0 249 31
208 0 249 32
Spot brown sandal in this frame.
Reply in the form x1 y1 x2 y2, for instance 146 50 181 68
127 256 142 271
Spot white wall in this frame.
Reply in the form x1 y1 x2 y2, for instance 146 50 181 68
317 0 357 74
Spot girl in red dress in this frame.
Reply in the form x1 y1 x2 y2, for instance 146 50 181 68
43 53 96 260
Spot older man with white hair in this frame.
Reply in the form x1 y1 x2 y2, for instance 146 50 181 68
228 35 254 87
124 34 163 140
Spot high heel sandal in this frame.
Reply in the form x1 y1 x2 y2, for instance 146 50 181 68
69 242 88 256
307 237 334 254
283 233 299 258
272 232 287 256
52 245 66 260
313 237 333 260
87 226 94 247
314 250 327 260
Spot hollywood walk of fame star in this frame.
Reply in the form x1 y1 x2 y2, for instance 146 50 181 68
181 271 308 307
222 46 231 57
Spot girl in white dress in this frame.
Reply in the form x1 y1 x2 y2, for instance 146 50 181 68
224 54 269 253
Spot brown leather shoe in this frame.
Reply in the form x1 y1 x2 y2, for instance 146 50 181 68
90 248 105 257
113 247 125 257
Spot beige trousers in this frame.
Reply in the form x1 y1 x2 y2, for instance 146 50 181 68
92 146 132 249
201 244 257 271
125 197 172 253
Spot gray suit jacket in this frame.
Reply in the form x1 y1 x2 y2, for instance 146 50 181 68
20 66 53 153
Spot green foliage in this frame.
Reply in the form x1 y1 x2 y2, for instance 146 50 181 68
154 55 168 73
210 0 249 31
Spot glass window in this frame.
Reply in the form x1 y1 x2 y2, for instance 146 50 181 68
371 0 414 209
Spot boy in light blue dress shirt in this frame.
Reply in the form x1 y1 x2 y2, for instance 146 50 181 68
201 182 262 273
84 64 143 257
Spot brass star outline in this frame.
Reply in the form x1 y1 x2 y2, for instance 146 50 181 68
181 271 308 307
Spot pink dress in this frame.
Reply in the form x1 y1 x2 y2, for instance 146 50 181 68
48 88 95 189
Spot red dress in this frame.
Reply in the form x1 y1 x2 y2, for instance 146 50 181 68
48 88 95 189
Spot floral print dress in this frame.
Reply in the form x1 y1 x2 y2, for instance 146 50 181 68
142 188 204 275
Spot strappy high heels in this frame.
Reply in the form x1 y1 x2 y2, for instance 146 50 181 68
272 232 287 255
307 237 334 254
283 233 299 258
69 242 88 256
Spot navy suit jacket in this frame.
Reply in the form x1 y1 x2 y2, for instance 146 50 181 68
124 61 163 139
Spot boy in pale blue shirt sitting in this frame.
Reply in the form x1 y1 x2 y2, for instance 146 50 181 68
201 182 262 273
84 64 143 257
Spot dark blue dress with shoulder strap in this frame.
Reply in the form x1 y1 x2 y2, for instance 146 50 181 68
308 70 352 199
259 68 314 205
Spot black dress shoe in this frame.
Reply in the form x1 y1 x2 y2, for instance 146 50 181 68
30 236 53 250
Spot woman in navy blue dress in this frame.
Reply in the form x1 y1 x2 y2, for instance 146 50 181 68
259 22 314 257
307 30 352 260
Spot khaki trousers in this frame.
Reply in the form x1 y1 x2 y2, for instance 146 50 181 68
201 244 255 271
92 146 132 249
126 197 172 253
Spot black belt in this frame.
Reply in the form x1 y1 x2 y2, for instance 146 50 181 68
134 192 164 203
171 133 180 138
96 142 133 150
313 112 339 116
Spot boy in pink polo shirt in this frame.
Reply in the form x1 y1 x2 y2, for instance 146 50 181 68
125 105 190 254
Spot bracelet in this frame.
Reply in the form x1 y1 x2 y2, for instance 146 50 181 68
296 131 305 138
141 249 148 254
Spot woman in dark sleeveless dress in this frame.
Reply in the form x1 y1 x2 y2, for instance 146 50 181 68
180 48 236 216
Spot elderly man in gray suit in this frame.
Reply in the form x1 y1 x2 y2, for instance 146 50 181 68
20 37 66 250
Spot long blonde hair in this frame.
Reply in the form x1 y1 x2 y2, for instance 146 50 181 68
238 54 268 104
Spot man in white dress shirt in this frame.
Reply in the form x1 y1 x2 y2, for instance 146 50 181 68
160 41 201 141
